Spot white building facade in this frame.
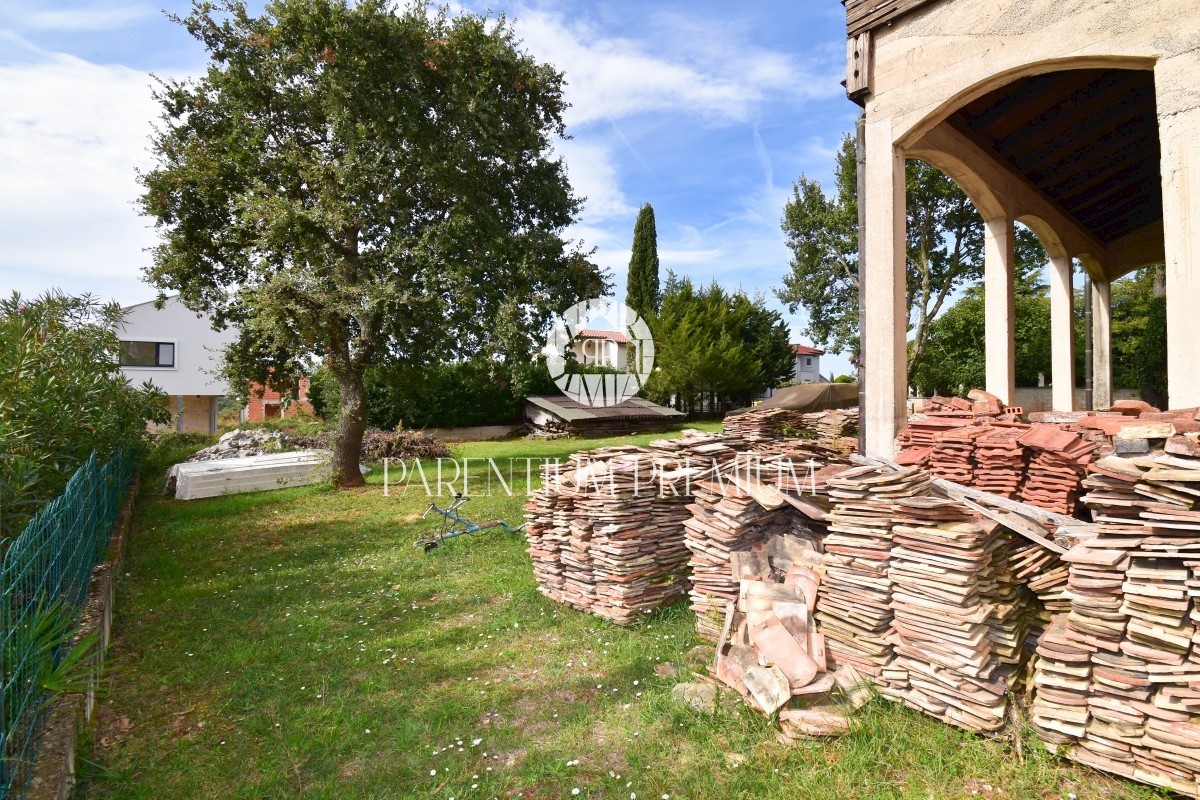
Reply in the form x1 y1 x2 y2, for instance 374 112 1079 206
791 344 826 383
117 296 238 434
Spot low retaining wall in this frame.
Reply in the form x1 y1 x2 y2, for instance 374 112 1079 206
423 425 521 441
26 477 138 800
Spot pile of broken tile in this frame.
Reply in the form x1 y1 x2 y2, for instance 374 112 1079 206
711 530 872 741
1027 446 1200 795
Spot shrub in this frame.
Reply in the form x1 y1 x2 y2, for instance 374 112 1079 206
309 359 558 430
0 292 170 538
287 429 450 461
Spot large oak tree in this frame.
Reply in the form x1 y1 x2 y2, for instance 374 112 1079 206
140 0 605 486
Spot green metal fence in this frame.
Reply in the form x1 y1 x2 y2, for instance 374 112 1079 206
0 448 133 798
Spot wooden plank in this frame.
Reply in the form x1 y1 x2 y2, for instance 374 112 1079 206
846 31 872 99
845 0 942 37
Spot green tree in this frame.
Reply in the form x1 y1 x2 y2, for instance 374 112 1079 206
626 203 661 318
646 275 792 412
139 0 605 486
777 134 1045 381
1109 266 1167 402
909 250 1051 395
0 292 169 537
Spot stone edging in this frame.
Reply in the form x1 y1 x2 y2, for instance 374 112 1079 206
26 475 139 800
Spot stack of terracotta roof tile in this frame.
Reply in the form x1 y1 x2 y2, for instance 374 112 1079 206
683 480 793 640
972 425 1029 498
926 424 983 484
1018 426 1096 515
1011 540 1070 618
1025 452 1200 794
722 407 860 449
721 408 808 441
523 446 694 625
815 466 929 677
883 511 1017 734
524 463 577 603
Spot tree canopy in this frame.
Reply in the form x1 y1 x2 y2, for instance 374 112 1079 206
139 0 605 485
776 133 1042 381
908 252 1052 396
626 203 661 319
645 274 793 412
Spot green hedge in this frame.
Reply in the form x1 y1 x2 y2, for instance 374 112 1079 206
308 359 559 429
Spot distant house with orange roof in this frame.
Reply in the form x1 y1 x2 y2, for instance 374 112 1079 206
242 377 314 422
790 343 826 383
571 328 628 370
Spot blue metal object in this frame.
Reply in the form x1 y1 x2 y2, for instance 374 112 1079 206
414 494 524 552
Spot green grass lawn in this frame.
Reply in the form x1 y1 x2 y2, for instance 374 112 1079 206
80 426 1165 799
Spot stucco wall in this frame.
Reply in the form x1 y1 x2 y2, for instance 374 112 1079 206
868 0 1200 146
118 296 238 396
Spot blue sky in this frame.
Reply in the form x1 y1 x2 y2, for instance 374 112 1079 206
0 0 859 376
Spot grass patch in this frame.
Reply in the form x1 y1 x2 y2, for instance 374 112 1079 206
80 424 1165 799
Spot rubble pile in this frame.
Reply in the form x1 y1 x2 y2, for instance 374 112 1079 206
186 428 287 461
189 426 451 462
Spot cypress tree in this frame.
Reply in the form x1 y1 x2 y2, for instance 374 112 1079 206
626 203 661 318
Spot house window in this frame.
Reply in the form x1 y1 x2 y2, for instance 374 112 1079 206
120 341 175 368
805 357 812 366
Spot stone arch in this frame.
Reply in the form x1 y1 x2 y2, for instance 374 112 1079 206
1014 215 1070 262
895 56 1156 150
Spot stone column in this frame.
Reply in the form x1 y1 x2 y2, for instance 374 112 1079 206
862 116 908 457
176 395 184 433
1159 54 1200 409
1091 279 1113 410
984 216 1016 406
209 396 220 435
1049 254 1075 411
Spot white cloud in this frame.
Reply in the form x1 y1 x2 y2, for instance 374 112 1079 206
0 47 161 299
554 137 633 222
503 6 841 129
20 5 149 32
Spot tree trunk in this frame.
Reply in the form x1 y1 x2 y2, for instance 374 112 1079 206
332 366 367 488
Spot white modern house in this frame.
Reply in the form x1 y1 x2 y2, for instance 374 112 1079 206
117 296 238 434
791 344 826 383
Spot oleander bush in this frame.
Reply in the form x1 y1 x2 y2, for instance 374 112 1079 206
0 291 170 538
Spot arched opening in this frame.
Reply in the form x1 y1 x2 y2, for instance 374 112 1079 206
899 66 1167 412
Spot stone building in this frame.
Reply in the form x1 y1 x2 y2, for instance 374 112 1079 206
845 0 1200 455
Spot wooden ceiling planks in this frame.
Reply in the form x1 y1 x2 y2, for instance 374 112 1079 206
951 69 1161 245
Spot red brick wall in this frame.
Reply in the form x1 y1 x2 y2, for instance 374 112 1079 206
244 377 313 421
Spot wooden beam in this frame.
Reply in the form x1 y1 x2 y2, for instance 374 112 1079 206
845 0 941 38
846 31 872 100
908 122 1108 260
